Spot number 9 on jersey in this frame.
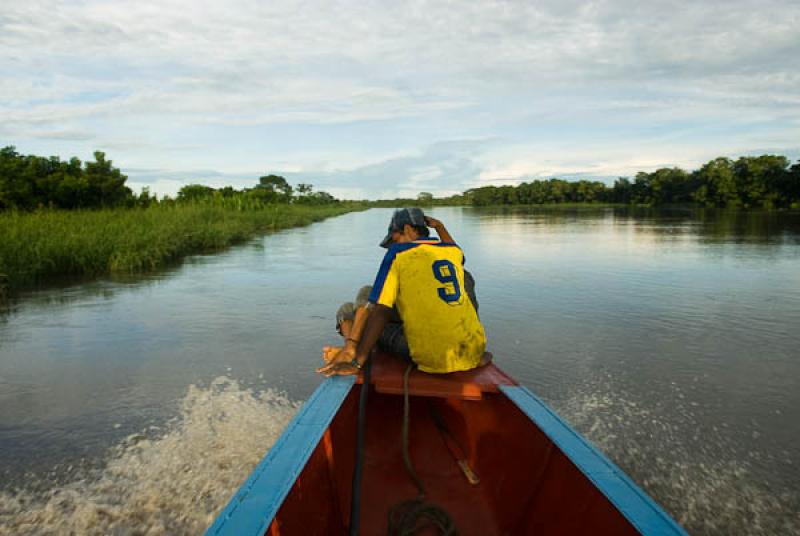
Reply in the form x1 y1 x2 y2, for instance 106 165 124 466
432 260 462 304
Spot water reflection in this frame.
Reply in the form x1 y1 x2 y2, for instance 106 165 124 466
1 207 799 535
472 205 800 244
620 208 800 248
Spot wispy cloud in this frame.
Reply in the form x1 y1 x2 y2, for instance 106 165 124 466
2 0 799 197
25 129 95 141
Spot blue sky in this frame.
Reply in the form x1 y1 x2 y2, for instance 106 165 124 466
2 0 799 199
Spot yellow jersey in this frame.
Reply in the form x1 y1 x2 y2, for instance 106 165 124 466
368 238 486 373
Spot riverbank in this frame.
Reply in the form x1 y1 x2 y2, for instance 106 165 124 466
0 203 363 298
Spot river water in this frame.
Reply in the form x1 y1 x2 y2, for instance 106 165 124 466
1 207 799 535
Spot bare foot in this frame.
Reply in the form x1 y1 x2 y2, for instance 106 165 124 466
322 346 342 363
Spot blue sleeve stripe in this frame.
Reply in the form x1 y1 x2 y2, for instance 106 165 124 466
368 242 423 303
368 241 464 302
368 248 399 302
368 253 394 303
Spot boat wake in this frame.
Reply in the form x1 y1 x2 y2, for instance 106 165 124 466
0 377 298 536
556 375 800 536
2 373 798 535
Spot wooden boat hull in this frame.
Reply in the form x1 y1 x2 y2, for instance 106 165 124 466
207 352 686 535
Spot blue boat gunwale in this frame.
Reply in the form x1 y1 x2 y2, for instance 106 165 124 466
500 384 687 536
206 375 356 536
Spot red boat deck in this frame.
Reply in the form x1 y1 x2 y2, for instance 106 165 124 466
211 351 685 535
263 354 638 535
360 394 499 534
355 354 520 532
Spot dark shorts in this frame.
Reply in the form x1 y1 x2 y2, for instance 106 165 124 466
336 271 479 360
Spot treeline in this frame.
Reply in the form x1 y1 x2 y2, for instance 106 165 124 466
0 146 134 209
0 146 338 210
467 179 608 206
4 147 798 211
465 155 800 208
175 175 337 207
366 191 469 207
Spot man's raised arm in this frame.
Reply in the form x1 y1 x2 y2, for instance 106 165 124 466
425 216 456 244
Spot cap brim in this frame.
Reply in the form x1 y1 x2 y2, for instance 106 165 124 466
379 233 393 248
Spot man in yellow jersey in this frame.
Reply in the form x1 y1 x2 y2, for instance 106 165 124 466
318 208 489 376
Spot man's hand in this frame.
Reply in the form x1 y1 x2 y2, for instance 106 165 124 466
317 360 361 377
318 303 390 377
425 216 444 229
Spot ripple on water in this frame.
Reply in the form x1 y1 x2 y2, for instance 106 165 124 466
556 374 800 536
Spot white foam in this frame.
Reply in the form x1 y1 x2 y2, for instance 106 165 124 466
556 378 800 535
0 376 298 535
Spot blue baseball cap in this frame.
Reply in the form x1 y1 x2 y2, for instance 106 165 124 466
379 208 430 248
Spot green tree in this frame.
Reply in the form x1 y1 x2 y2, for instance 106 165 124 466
0 146 32 209
732 155 789 208
136 187 157 208
84 152 132 207
692 158 737 207
637 168 691 204
178 184 215 201
311 191 336 204
547 179 568 203
631 172 654 204
258 174 293 201
612 178 632 203
465 186 498 206
417 192 434 203
789 161 800 208
0 147 137 210
55 173 90 209
294 183 338 205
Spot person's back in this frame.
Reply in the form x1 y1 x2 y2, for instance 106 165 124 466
370 237 485 373
318 208 489 378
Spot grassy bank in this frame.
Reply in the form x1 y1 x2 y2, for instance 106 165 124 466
0 203 362 295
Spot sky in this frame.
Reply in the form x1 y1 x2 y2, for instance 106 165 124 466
2 0 799 199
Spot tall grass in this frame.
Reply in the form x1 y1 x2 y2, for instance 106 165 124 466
0 202 361 294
